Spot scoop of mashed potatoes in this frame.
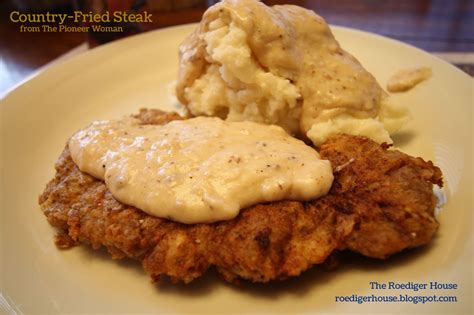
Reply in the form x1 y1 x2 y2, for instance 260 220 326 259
176 0 409 145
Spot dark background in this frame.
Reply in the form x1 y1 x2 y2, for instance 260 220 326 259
1 0 473 94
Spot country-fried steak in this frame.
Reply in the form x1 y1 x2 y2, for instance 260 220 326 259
39 109 442 284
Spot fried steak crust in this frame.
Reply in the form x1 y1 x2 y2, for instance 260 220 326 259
39 109 442 284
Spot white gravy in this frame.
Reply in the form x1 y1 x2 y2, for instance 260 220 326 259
69 117 333 224
387 67 432 92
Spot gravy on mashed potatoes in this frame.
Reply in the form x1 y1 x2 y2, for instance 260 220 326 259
176 0 409 146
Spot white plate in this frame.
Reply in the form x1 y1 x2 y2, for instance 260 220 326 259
1 24 472 314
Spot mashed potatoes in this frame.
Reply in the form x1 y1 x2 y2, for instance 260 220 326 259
176 0 409 145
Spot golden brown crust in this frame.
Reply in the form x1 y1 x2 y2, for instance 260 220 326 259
320 135 442 259
38 109 442 283
132 108 186 125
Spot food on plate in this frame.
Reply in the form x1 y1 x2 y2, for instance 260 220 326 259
176 0 409 146
38 0 444 287
39 109 442 284
68 114 333 224
387 67 432 92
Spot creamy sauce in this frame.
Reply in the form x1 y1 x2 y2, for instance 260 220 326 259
176 0 409 146
69 117 333 224
387 67 432 92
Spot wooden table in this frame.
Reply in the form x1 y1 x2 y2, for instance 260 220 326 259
1 0 472 95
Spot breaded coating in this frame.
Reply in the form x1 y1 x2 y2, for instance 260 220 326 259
39 109 442 284
320 135 442 259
